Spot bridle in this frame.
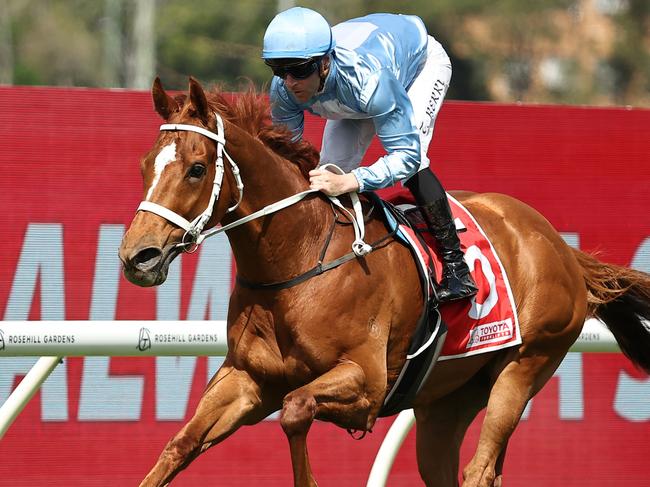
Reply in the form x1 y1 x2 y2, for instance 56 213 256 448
136 113 244 250
135 112 373 257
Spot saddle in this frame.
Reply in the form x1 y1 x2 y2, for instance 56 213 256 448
372 189 520 416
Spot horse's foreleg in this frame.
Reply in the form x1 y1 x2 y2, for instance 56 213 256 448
461 352 564 487
280 361 371 487
493 443 507 487
139 366 272 487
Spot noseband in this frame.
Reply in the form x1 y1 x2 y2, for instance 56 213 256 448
136 113 244 250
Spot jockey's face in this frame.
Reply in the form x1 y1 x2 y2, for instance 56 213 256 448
268 55 330 104
284 69 321 103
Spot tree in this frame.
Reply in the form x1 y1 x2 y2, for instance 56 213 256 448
2 0 647 107
608 0 650 105
0 0 14 84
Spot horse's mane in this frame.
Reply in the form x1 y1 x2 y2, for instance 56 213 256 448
174 87 319 179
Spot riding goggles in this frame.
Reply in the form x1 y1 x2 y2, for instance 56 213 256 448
265 58 321 80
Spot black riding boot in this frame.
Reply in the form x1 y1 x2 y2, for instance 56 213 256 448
405 169 478 303
419 197 478 302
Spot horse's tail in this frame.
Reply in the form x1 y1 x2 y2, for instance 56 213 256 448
573 248 650 373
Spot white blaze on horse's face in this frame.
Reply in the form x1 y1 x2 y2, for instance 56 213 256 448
146 142 177 201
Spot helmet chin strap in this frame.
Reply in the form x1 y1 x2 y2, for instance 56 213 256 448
317 55 331 93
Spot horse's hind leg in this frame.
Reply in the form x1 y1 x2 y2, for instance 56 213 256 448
461 347 569 487
139 365 274 487
280 361 373 487
415 373 490 487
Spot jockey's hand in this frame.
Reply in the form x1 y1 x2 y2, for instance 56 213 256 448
309 169 360 196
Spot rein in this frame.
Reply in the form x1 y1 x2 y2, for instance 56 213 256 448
135 112 387 287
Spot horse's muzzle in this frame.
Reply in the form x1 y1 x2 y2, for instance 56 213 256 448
119 243 180 287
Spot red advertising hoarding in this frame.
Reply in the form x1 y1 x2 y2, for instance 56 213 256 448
1 86 649 485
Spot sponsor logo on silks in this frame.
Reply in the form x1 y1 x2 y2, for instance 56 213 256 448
137 327 151 352
0 329 5 351
466 318 514 349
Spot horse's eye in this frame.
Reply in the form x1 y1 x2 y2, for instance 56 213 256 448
188 163 206 180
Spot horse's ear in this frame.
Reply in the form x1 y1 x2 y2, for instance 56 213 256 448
189 77 210 125
152 77 178 120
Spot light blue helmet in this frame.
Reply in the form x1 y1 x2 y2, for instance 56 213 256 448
262 7 335 60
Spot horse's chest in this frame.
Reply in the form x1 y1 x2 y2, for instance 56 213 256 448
229 336 322 387
227 303 342 384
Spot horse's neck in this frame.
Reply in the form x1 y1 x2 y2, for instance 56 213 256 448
224 127 331 284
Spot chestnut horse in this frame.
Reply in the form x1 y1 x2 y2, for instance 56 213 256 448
119 78 650 487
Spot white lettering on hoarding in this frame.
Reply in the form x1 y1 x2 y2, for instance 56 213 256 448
5 224 66 321
2 223 68 421
79 225 144 421
615 373 650 421
522 353 584 420
560 232 580 249
2 228 649 423
614 238 650 421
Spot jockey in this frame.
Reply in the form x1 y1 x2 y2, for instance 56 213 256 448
262 7 477 302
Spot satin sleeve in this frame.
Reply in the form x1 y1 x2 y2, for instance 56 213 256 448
352 69 421 191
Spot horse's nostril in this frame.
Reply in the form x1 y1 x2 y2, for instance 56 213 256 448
132 247 162 269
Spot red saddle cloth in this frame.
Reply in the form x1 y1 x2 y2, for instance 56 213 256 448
388 191 521 360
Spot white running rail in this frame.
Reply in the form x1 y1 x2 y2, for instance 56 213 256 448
0 318 622 482
0 320 227 439
0 320 227 357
